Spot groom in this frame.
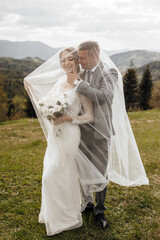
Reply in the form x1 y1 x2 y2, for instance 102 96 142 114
73 41 118 229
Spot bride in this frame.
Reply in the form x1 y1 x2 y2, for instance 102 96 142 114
24 47 108 236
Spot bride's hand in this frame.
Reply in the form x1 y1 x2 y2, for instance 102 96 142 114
52 116 63 126
66 70 80 84
52 115 72 125
24 84 32 97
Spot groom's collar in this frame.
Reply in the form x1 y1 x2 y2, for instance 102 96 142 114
80 61 102 78
90 61 100 73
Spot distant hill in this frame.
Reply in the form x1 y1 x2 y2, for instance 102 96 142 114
0 56 159 121
0 57 44 77
1 40 160 71
110 50 160 73
0 57 45 121
0 57 44 99
107 49 131 56
0 56 159 88
137 61 160 82
0 40 130 59
0 40 61 60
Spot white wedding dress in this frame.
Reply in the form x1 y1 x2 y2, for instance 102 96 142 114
38 78 108 236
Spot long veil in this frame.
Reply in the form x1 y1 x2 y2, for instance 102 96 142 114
24 43 149 189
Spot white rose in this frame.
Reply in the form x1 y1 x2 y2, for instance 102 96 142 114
54 105 61 112
57 96 63 103
48 101 54 108
48 109 54 116
40 106 45 113
42 109 48 117
63 103 68 109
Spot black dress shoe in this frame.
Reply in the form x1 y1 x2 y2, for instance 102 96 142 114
95 213 109 230
83 202 94 212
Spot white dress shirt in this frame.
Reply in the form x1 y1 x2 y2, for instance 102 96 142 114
75 61 100 89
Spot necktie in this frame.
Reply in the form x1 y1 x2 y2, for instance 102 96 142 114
87 70 93 84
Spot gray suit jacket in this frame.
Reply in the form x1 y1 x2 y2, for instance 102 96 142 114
76 61 118 140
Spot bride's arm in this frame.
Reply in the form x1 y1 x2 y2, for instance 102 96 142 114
72 94 94 124
24 79 39 101
53 94 94 125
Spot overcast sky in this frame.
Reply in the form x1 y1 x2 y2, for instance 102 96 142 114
0 0 160 50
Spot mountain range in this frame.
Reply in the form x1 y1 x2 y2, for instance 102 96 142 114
0 40 160 81
0 40 61 60
137 61 160 82
110 50 160 73
0 40 131 59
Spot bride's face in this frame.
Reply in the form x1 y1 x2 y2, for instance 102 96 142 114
60 50 77 73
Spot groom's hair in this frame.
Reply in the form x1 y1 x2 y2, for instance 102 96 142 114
78 41 100 56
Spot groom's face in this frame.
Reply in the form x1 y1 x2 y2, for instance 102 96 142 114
78 50 96 70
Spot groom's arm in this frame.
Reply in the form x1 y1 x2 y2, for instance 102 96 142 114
76 68 118 104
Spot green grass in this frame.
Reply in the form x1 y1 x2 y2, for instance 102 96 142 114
0 110 160 240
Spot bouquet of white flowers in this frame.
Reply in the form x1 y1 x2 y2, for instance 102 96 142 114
38 92 71 120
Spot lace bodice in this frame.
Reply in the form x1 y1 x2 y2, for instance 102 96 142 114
48 77 94 124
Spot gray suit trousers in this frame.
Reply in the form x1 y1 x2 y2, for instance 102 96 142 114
79 124 110 215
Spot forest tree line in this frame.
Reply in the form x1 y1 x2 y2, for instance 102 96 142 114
123 62 159 111
0 58 160 122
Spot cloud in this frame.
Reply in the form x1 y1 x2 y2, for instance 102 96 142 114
0 0 160 49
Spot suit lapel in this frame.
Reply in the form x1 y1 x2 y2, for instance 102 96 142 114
80 61 104 86
92 61 104 87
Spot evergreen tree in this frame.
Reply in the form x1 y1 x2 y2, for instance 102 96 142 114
8 95 27 120
0 85 9 121
150 80 160 109
123 64 138 111
139 66 153 110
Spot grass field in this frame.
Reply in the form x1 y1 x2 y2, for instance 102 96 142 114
0 109 160 240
